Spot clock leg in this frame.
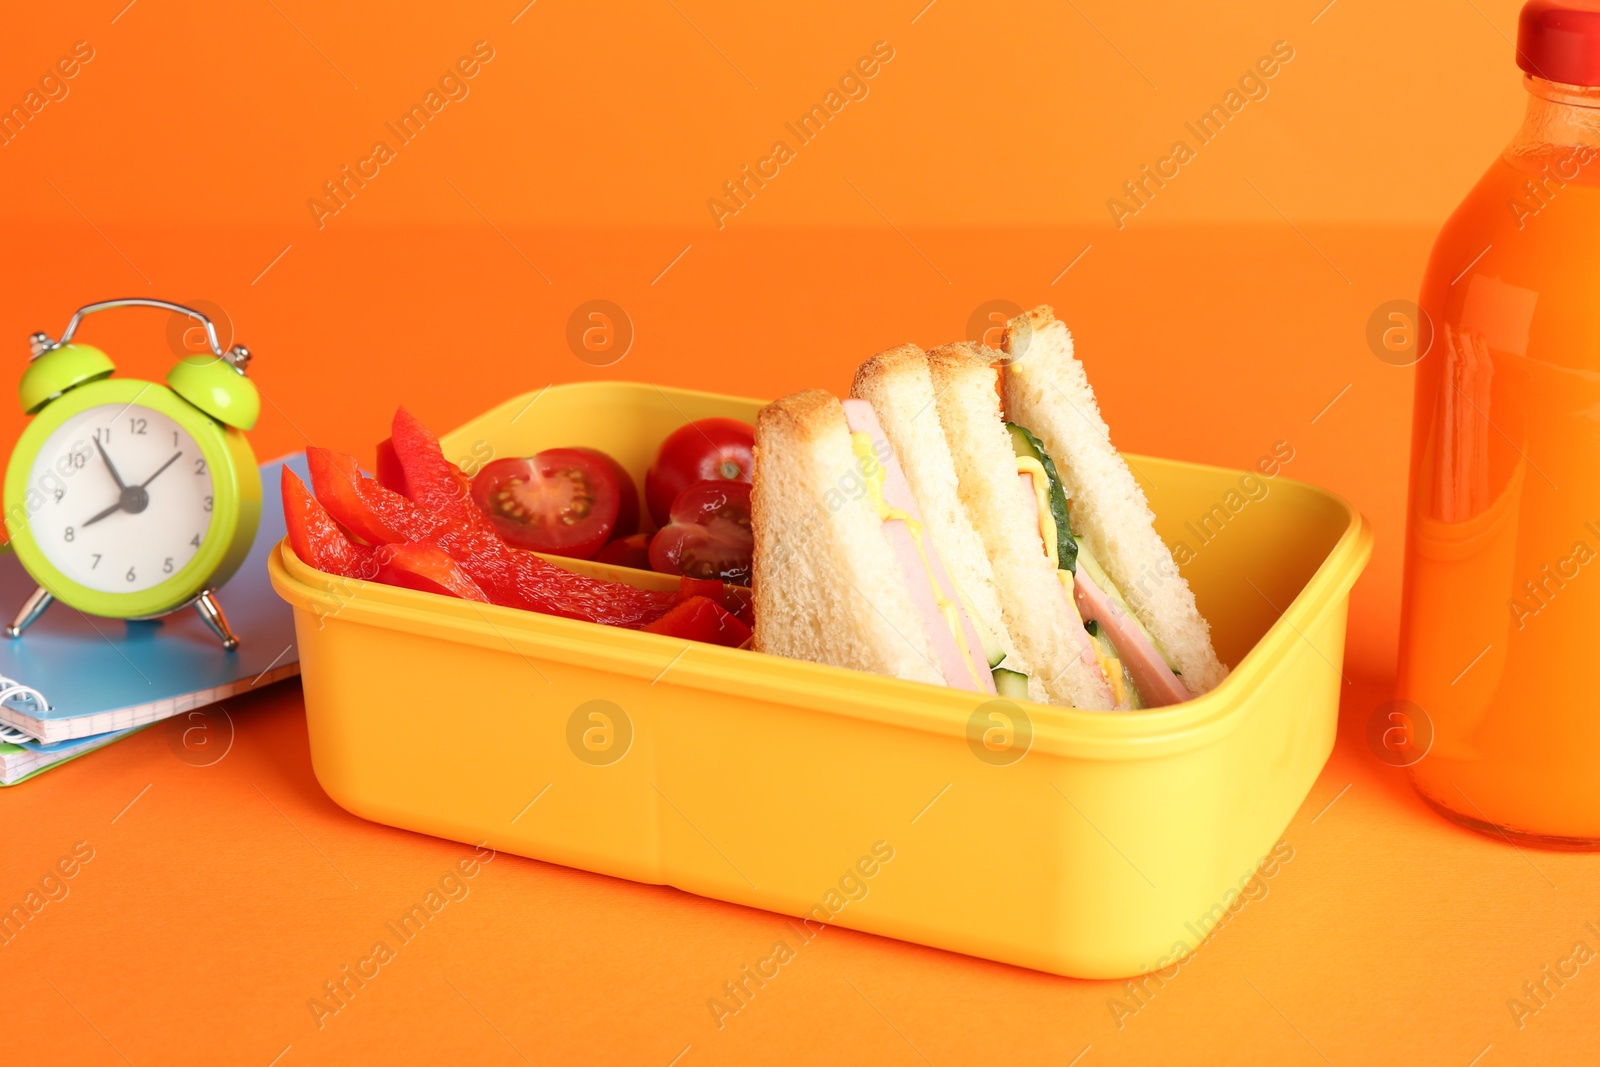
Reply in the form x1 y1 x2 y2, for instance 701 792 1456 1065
4 586 53 639
194 588 240 652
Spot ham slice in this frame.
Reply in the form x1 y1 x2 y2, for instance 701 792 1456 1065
842 400 995 694
1017 468 1189 708
1072 559 1190 708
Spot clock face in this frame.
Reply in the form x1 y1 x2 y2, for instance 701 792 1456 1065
26 403 216 594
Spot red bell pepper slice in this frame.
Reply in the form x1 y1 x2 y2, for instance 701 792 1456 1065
286 468 485 603
373 543 489 602
374 437 410 498
675 577 725 604
389 407 495 535
307 447 445 545
641 595 752 648
672 577 754 626
281 468 377 580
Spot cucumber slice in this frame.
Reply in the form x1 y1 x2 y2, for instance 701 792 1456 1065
992 668 1030 700
980 630 1006 669
954 588 1007 667
1005 422 1077 573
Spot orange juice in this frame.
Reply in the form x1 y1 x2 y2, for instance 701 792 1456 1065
1399 47 1600 845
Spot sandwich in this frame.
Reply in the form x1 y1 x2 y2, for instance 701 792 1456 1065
750 389 1026 698
1000 304 1228 698
749 311 1227 711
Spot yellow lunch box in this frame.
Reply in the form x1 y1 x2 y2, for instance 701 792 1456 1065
268 382 1371 979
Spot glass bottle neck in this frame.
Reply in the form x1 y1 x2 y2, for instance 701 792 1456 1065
1505 75 1600 178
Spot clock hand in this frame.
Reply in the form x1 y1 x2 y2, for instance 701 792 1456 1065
79 448 177 528
139 451 183 489
81 499 124 528
93 437 127 490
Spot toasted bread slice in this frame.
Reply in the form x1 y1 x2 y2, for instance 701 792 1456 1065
750 389 944 686
1002 305 1228 695
926 343 1116 710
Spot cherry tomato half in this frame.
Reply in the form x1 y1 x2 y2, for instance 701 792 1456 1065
648 480 753 585
594 532 652 570
645 418 754 528
572 447 639 538
470 450 621 559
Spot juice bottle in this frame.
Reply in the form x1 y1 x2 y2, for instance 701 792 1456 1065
1399 1 1600 846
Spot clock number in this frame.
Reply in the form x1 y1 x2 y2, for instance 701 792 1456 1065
91 553 101 569
190 534 202 548
194 458 206 476
172 430 179 446
163 558 173 574
63 526 74 542
129 417 148 435
93 427 110 444
68 449 87 469
203 495 213 512
125 566 136 583
53 488 63 503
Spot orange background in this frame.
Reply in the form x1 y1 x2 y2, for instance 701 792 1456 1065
5 1 1599 1064
0 0 1532 227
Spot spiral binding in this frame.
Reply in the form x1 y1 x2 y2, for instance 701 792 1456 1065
0 673 50 743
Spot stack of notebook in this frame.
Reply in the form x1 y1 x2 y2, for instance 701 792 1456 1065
0 456 303 784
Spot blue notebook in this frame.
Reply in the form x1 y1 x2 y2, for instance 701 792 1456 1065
0 455 304 745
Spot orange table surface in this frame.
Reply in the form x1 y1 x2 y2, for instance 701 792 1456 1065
2 225 1597 1066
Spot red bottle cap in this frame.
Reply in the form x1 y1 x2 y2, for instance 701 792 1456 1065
1519 1 1600 86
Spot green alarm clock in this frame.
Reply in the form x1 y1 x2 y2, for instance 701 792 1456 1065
2 299 262 650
